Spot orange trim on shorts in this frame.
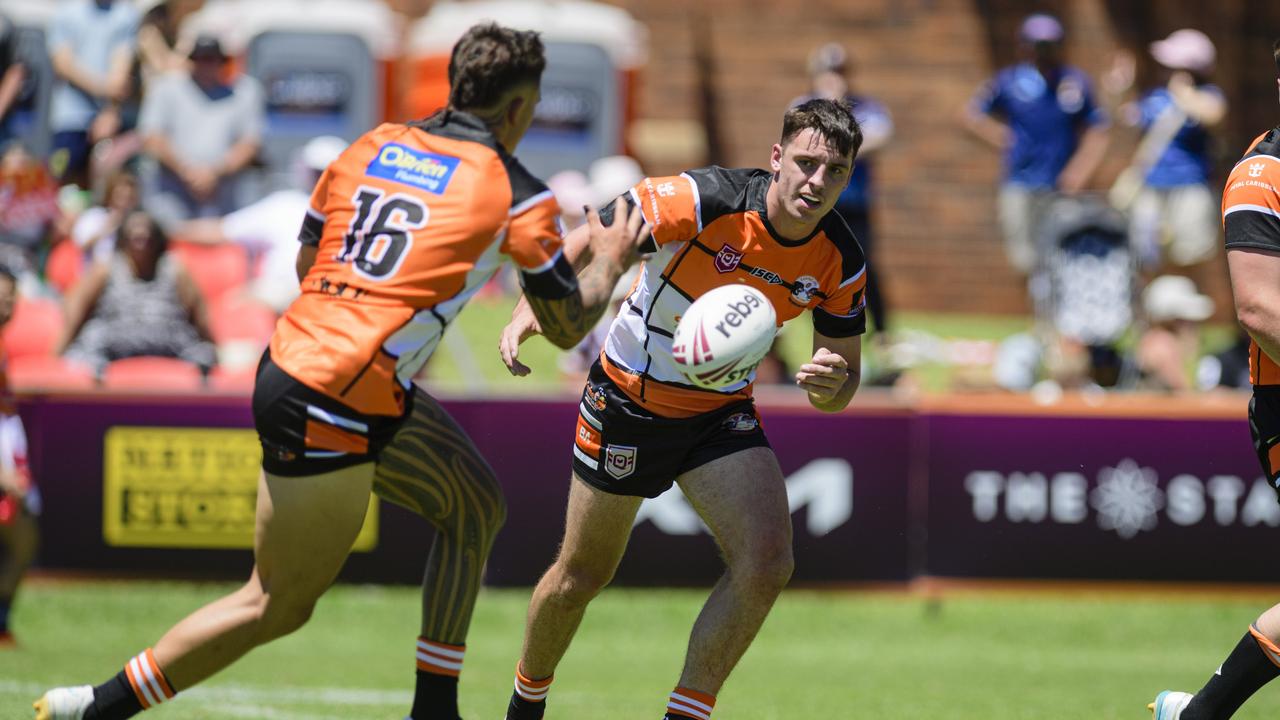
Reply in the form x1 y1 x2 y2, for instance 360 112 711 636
574 416 601 456
601 353 750 419
1267 444 1280 478
304 419 370 454
1251 624 1280 668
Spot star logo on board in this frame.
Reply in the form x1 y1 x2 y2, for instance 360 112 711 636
1090 459 1164 539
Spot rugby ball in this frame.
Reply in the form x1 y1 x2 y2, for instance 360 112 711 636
671 284 777 389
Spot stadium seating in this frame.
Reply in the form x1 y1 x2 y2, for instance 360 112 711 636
44 240 84 295
209 294 276 347
168 241 250 303
207 364 257 393
4 297 62 359
101 356 204 391
8 356 95 391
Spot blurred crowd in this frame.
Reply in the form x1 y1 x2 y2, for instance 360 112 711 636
0 2 1253 398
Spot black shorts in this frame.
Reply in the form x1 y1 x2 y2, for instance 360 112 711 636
571 360 771 498
1250 388 1280 497
252 352 411 477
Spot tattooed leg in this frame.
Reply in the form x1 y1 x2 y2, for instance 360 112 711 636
372 387 507 643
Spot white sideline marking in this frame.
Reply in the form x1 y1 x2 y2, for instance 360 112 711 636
2 679 410 714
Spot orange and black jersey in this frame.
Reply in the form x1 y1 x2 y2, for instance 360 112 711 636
598 166 867 418
1223 127 1280 387
271 111 576 416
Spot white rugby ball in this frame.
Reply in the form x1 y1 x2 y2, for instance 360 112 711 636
671 284 777 389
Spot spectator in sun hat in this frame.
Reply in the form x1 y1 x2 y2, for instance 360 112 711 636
1122 29 1226 270
1136 274 1215 392
962 13 1110 276
138 32 264 231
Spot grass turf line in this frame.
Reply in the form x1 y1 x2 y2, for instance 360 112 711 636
6 581 1280 719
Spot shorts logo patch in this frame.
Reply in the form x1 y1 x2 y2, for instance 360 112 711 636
790 275 820 306
366 142 459 194
585 384 608 411
714 244 744 274
722 412 759 433
605 444 637 479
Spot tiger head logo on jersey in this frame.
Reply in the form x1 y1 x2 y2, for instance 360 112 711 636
714 244 744 274
790 275 820 306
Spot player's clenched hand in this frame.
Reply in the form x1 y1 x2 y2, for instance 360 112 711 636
795 347 849 403
499 295 542 377
586 198 650 266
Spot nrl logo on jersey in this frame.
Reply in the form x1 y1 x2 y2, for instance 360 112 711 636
790 275 820 306
714 244 744 273
605 444 637 479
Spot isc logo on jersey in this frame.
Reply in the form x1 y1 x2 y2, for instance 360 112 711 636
366 143 460 194
671 284 777 389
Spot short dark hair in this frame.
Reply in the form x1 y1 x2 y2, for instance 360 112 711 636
448 23 545 111
780 98 862 160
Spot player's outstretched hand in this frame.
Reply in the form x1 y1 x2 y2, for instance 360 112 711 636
586 198 650 265
795 347 848 404
499 295 542 377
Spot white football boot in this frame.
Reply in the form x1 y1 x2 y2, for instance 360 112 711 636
1148 690 1194 720
32 685 94 720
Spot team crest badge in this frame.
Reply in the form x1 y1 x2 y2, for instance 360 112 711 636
722 412 759 433
585 384 608 411
714 245 744 274
790 275 820 306
605 444 637 479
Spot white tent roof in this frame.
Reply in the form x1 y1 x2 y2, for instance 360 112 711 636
181 0 402 59
407 1 646 69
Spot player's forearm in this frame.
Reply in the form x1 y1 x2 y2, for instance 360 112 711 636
51 49 106 98
526 253 628 350
561 223 594 272
962 110 1008 150
217 139 260 177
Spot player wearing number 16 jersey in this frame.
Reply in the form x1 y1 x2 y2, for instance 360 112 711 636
34 23 650 720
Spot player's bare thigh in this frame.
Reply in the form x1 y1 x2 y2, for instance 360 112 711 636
675 447 792 567
553 473 643 580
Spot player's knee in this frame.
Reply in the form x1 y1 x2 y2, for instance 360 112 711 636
253 591 320 642
732 542 794 594
547 560 614 604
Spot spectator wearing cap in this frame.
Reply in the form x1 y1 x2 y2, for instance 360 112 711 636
1136 274 1215 392
791 42 895 336
46 0 140 188
173 135 346 314
138 33 264 231
1123 29 1226 270
962 13 1110 276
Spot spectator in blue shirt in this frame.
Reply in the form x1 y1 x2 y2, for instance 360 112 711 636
1124 29 1226 269
962 13 1110 275
46 0 139 188
792 42 894 335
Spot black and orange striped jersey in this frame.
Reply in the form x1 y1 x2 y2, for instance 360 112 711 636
1223 128 1280 387
270 111 576 417
598 167 867 418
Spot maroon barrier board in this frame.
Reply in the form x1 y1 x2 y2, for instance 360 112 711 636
17 391 913 586
922 407 1277 582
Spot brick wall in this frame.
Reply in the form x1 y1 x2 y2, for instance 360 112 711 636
597 0 1280 316
394 0 1280 315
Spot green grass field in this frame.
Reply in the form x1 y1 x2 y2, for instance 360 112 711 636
5 581 1280 719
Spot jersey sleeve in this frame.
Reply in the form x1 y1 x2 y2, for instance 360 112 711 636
1223 152 1280 253
813 218 869 338
600 174 701 253
297 164 333 247
503 187 576 300
813 265 867 338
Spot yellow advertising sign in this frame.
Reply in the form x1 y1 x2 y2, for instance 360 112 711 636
103 427 378 551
